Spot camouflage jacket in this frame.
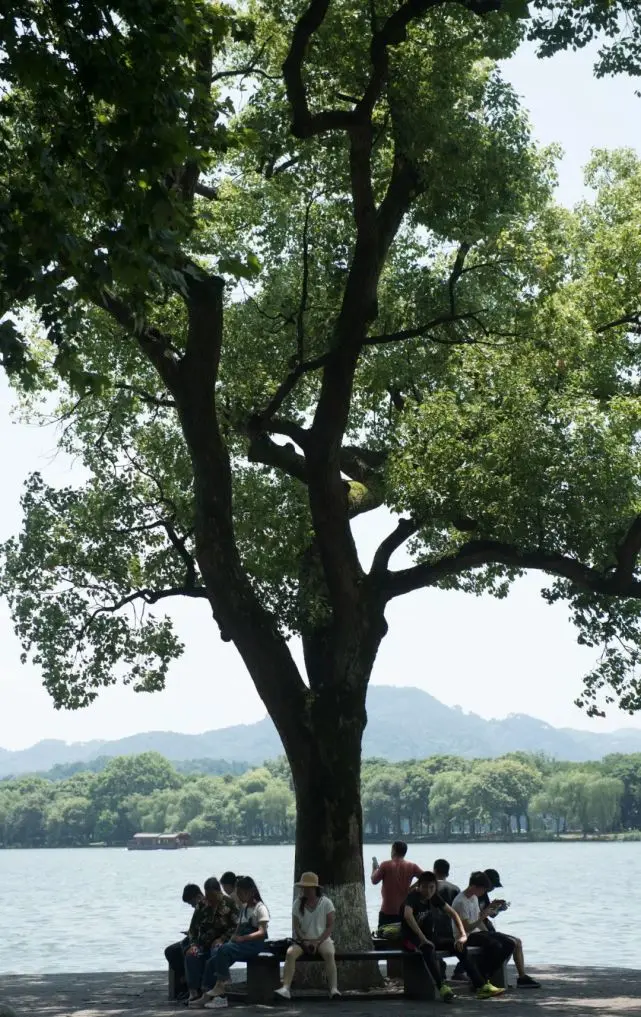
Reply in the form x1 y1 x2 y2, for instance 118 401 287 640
188 896 239 949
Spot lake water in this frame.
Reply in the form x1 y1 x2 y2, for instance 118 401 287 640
0 841 636 973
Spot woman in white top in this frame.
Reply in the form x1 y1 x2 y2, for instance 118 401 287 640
275 872 340 1000
199 876 270 1009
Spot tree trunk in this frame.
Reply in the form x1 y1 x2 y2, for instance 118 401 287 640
287 679 382 989
292 732 368 948
171 322 387 986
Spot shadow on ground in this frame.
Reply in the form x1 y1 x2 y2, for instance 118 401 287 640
1 966 640 1016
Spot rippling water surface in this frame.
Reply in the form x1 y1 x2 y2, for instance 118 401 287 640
0 841 636 973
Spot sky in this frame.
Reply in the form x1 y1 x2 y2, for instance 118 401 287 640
1 38 641 750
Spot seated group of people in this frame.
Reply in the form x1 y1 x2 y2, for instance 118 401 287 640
165 872 269 1010
165 870 340 1008
165 844 538 1008
372 841 540 1002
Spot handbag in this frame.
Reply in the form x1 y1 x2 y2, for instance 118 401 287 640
264 937 295 959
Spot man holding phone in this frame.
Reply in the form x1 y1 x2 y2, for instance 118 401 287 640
481 868 540 989
371 841 422 929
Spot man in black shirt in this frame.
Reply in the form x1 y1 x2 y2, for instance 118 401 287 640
165 883 204 999
433 859 460 906
401 871 504 1001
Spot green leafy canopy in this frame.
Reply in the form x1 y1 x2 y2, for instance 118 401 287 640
3 0 641 721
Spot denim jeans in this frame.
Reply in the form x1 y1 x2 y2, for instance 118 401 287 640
165 937 189 996
184 946 220 991
204 940 264 988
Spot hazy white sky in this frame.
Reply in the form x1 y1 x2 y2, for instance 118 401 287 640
1 39 641 750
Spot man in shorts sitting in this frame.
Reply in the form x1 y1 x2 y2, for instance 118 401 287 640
480 868 539 989
451 872 515 988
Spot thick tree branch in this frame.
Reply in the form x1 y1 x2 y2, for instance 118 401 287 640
252 350 331 430
263 156 301 179
282 0 355 137
280 0 507 636
615 516 641 583
79 584 209 640
98 290 181 388
375 153 418 265
297 196 314 363
194 182 219 200
384 539 641 601
281 0 502 140
365 311 485 346
246 434 383 523
247 432 308 483
182 272 225 381
340 445 387 483
161 518 199 590
211 45 274 84
448 242 471 316
597 311 641 333
268 417 309 445
246 430 385 491
113 383 176 408
371 517 419 573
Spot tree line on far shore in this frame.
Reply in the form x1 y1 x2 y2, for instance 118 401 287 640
0 749 639 848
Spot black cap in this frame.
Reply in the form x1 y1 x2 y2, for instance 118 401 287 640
484 868 502 888
469 871 491 890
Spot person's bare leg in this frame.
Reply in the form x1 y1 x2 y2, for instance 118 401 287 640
512 937 526 978
318 940 339 995
280 944 304 990
511 937 540 988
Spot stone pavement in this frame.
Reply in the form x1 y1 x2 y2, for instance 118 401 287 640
1 967 640 1017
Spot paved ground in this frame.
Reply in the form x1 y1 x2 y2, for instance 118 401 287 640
1 967 640 1017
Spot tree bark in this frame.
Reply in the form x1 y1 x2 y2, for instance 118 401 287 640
288 680 383 988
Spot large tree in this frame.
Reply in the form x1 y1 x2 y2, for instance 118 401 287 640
3 0 641 952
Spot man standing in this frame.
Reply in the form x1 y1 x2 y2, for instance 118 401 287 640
433 859 460 905
371 841 422 928
165 883 204 1000
451 872 514 986
481 868 540 989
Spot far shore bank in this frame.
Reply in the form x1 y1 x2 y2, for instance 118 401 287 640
2 832 641 849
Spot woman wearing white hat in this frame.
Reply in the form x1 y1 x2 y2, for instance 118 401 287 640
275 873 340 1000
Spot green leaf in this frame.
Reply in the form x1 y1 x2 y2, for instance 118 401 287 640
218 253 262 279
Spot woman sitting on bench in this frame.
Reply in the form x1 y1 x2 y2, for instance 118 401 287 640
197 876 270 1009
275 872 341 1000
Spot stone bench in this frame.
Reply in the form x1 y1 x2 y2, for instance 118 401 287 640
167 945 509 1003
245 946 509 1004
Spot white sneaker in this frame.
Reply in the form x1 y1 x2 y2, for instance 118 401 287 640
204 998 228 1009
330 989 342 1000
275 987 292 1000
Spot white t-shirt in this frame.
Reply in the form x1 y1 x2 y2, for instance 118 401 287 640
451 892 480 936
238 901 270 931
294 896 335 940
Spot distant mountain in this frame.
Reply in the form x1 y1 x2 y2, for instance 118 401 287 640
2 685 641 777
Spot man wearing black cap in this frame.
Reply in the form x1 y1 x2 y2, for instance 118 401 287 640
481 868 540 989
451 872 514 988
